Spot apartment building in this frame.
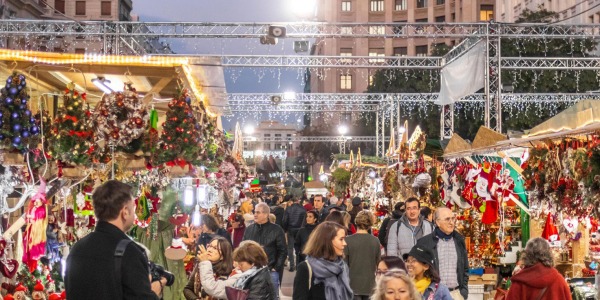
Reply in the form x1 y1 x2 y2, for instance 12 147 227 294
244 120 301 154
498 0 600 24
308 0 495 128
0 0 170 54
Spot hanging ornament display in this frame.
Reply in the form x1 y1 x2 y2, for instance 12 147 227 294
156 89 203 166
22 177 48 273
0 72 41 151
92 84 148 152
46 84 94 166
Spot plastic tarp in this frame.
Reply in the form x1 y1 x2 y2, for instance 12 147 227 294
435 41 486 105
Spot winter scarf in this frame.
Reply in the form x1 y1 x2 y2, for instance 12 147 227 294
307 256 353 300
435 227 453 240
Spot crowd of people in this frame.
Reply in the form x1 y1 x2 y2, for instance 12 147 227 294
64 180 574 300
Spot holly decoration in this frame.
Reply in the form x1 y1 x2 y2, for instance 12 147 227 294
92 84 148 154
0 73 41 151
156 90 203 165
46 84 94 166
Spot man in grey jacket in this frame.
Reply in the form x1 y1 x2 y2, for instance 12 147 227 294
386 197 434 258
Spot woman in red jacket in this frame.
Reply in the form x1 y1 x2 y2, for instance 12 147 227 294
227 214 245 249
506 237 572 300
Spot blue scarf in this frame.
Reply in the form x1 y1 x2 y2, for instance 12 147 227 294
435 227 453 240
306 256 353 300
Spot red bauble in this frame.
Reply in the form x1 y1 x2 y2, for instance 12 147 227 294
184 138 189 143
134 117 143 127
167 136 172 141
111 132 119 139
116 100 124 108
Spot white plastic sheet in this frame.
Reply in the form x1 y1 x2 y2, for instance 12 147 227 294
436 41 486 105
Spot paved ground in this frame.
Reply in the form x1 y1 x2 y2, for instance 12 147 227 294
279 268 295 300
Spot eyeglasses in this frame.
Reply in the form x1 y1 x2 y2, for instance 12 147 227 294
438 216 457 223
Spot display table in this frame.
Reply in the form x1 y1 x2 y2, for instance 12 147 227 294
571 285 596 300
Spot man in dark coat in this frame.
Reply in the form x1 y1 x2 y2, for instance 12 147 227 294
282 195 306 271
270 195 285 228
378 201 405 249
243 202 287 290
65 180 165 299
312 195 329 222
416 207 469 300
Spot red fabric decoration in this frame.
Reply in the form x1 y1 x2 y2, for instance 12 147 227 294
541 213 560 246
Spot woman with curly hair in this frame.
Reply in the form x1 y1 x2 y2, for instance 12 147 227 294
505 237 571 300
371 269 420 300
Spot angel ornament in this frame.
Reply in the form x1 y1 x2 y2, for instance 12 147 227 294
23 178 48 272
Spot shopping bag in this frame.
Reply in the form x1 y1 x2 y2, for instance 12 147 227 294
225 286 249 300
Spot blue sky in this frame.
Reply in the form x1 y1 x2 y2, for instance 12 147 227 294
132 0 307 131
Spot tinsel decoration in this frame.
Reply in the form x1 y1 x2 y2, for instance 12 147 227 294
156 89 203 165
46 85 94 166
0 72 41 151
92 84 148 152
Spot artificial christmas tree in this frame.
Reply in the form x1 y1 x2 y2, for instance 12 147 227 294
46 85 94 166
156 90 203 166
0 73 41 151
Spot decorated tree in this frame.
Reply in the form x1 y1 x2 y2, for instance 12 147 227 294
0 73 41 151
46 85 94 166
156 90 203 165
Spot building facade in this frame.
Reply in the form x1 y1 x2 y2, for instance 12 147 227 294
0 0 170 54
308 0 495 128
498 0 600 24
244 120 301 154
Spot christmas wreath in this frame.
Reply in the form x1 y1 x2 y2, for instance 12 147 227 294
92 85 148 151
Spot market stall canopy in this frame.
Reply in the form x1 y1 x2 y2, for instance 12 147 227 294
444 133 472 155
471 126 507 148
525 100 600 137
304 181 328 197
0 50 230 117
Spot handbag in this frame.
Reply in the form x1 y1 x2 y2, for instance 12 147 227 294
225 286 249 300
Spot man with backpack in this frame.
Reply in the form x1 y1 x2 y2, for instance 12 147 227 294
378 201 405 250
386 197 434 258
65 180 166 299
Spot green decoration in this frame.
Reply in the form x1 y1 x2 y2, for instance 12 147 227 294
0 72 41 151
46 86 94 166
156 90 203 165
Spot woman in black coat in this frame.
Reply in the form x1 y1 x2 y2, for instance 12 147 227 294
294 210 318 264
231 241 276 300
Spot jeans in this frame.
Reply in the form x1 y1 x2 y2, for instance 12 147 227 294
270 270 280 300
287 228 299 269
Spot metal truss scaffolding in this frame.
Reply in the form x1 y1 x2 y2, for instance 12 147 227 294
243 136 389 142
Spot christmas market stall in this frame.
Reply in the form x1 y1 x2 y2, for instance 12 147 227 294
0 49 243 300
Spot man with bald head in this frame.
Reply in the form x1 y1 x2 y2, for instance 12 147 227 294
415 207 469 300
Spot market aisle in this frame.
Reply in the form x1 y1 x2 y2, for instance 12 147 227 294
280 268 295 300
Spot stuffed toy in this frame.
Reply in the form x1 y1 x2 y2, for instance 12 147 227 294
13 283 27 300
31 280 46 300
23 177 48 273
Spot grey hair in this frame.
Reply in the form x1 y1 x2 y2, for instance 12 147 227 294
521 237 554 268
255 202 270 214
433 207 450 221
371 269 420 300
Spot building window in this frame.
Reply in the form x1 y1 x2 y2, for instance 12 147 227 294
435 16 445 22
451 13 456 21
480 5 494 21
436 0 445 5
75 1 86 15
342 1 351 11
340 48 353 63
340 75 352 90
369 25 385 35
395 0 407 10
415 45 428 56
264 134 271 137
340 26 353 35
55 0 65 13
393 47 407 56
393 21 406 34
415 18 428 22
369 48 385 63
101 1 111 16
370 0 384 12
74 48 85 54
416 0 426 8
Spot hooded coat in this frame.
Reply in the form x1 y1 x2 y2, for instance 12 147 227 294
505 263 571 300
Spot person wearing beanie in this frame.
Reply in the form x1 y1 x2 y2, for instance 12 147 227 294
415 207 469 300
348 197 363 226
404 245 452 300
378 201 405 250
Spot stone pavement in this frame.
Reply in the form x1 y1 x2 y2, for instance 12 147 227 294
279 268 295 300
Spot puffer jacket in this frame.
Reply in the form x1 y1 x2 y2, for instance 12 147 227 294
387 215 433 257
242 222 287 272
283 203 306 231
